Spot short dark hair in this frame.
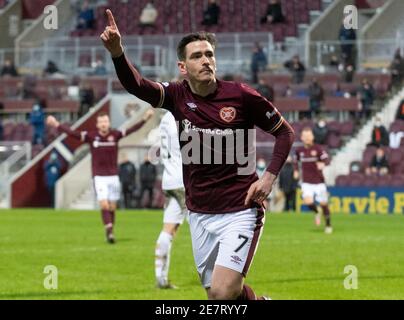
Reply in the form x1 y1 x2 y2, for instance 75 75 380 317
97 112 109 119
177 32 217 60
302 126 313 133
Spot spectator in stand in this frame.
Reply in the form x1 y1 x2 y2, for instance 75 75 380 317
139 2 158 29
30 101 46 145
279 155 298 212
390 49 404 87
44 151 61 208
342 62 355 83
256 77 274 102
79 82 95 117
329 54 340 70
338 22 356 64
92 59 107 76
284 55 305 84
334 82 347 97
260 0 285 24
396 99 404 121
366 147 389 176
76 0 94 30
139 154 157 208
0 59 18 77
308 78 324 118
284 85 293 97
369 117 389 147
201 0 220 26
250 43 268 84
358 78 375 118
118 153 137 209
313 117 329 145
43 60 61 77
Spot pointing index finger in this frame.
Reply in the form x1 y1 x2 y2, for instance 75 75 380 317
106 9 117 28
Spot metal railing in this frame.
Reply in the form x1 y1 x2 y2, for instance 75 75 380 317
1 35 402 79
0 141 32 201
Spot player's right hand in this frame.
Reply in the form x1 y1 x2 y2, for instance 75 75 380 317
46 115 60 128
100 9 123 58
142 109 155 121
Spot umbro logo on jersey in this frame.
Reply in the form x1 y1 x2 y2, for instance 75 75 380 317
230 255 243 265
186 102 198 111
266 110 277 120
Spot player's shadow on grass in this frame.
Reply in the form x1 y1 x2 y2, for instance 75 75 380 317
0 290 103 299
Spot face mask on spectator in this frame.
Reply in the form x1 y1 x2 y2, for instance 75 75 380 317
318 121 326 128
257 160 266 169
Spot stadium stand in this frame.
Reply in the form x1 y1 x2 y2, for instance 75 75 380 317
1 0 403 209
71 0 323 42
335 119 404 187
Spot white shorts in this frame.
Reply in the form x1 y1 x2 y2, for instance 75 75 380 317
163 189 187 224
189 208 265 288
93 175 121 202
301 182 328 203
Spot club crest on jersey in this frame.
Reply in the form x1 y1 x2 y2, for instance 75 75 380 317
311 150 317 156
107 135 114 142
186 102 198 111
219 107 236 123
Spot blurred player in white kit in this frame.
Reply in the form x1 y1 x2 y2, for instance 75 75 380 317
155 111 187 289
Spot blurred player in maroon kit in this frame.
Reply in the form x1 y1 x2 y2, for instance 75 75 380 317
101 10 294 299
294 127 333 234
46 110 154 243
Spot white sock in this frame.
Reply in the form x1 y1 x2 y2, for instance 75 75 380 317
155 231 173 283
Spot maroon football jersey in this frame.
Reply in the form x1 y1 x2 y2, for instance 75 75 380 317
112 54 294 214
294 144 329 184
59 120 145 176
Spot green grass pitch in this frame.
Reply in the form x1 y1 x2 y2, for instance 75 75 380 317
0 209 403 300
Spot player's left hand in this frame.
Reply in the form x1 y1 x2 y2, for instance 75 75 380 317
142 108 155 121
245 171 276 208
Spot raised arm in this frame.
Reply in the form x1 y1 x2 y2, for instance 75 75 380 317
46 116 87 142
101 9 163 108
121 109 155 137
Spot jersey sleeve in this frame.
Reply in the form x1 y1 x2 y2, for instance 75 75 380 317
158 81 183 114
112 53 167 109
117 119 146 140
241 83 284 134
58 124 91 143
318 146 330 164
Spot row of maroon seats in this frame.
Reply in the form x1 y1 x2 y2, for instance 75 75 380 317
0 77 108 102
390 120 404 133
72 0 322 42
2 122 60 144
255 119 355 150
0 99 80 113
336 173 404 187
261 72 392 98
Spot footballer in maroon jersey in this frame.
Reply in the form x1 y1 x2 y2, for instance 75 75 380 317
46 110 154 243
101 10 294 299
294 127 332 233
